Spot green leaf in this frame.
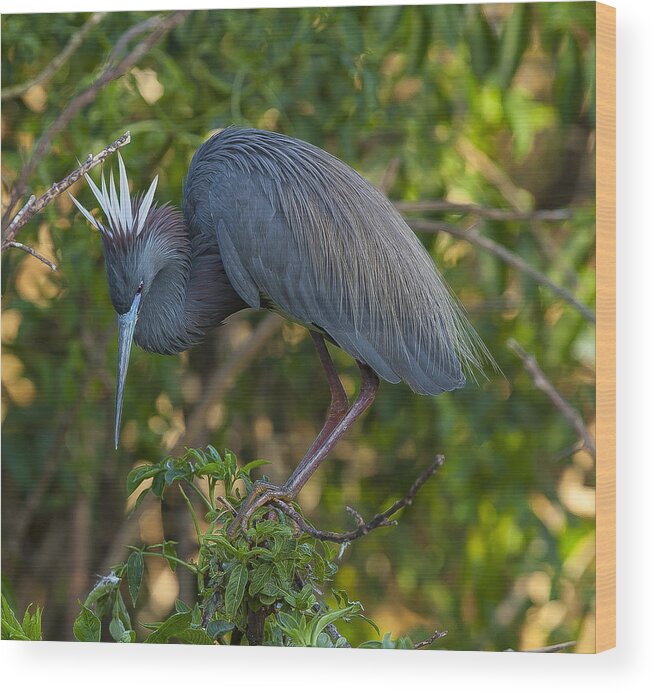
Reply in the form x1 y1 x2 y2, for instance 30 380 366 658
224 450 237 476
248 563 274 596
224 563 248 619
83 572 120 608
144 611 193 644
277 611 301 633
129 487 151 515
553 34 583 125
1 594 23 639
109 616 126 642
126 552 144 607
175 599 191 613
178 627 215 645
494 3 532 90
203 533 238 554
73 604 101 642
207 619 234 639
1 594 41 640
150 473 166 498
21 603 43 640
162 541 178 572
112 590 131 632
126 464 158 495
195 462 222 477
308 606 359 647
239 458 271 476
206 444 221 461
464 7 498 81
164 466 189 486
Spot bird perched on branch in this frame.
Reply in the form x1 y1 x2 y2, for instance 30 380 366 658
71 127 492 533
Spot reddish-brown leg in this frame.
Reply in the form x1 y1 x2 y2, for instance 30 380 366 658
304 332 349 459
227 353 380 536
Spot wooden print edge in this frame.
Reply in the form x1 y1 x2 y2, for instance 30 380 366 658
595 0 616 654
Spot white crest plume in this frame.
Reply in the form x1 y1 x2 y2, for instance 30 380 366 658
70 152 158 239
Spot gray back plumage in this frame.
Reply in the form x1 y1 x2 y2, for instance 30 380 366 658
184 128 491 395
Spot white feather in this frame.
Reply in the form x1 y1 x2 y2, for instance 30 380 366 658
117 152 133 231
135 175 158 236
73 155 159 241
68 193 102 231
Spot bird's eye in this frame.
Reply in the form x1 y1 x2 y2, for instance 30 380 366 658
136 280 144 295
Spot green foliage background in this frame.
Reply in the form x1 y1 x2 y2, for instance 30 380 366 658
1 3 596 650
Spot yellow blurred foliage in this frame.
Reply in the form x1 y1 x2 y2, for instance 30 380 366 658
22 84 47 112
131 67 164 104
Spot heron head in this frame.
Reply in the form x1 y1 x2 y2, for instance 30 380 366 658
70 154 184 449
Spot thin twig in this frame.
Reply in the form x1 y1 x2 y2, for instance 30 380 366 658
414 628 448 649
395 200 572 222
273 455 445 543
508 338 596 459
5 241 57 271
409 218 596 324
1 10 190 230
2 132 131 255
379 156 401 195
105 15 164 67
1 13 107 101
3 195 36 238
506 640 577 653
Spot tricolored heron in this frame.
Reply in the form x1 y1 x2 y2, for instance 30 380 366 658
71 127 491 533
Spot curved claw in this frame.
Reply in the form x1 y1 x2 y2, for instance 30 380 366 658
226 480 292 537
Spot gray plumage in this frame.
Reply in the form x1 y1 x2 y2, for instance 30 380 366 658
72 127 491 448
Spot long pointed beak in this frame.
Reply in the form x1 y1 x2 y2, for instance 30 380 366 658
115 292 142 449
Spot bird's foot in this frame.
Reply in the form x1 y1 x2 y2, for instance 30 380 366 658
226 480 293 538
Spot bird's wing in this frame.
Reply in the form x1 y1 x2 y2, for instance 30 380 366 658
213 182 404 385
200 131 487 394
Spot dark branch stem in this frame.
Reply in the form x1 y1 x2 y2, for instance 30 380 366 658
2 132 131 256
273 455 445 543
104 15 165 67
408 218 596 324
506 640 577 653
414 628 448 649
508 338 596 459
5 241 57 271
395 200 572 222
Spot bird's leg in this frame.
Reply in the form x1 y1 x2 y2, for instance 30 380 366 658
284 361 379 496
227 332 349 537
304 332 350 459
227 359 379 536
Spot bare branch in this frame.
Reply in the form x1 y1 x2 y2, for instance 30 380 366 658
273 455 445 543
506 640 577 653
5 241 57 271
414 628 448 649
508 338 596 459
2 131 131 252
105 15 164 67
1 13 107 101
3 195 36 237
395 200 572 222
379 156 401 195
408 218 596 324
2 10 190 230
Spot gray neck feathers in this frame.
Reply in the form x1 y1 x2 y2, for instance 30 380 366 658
128 206 246 354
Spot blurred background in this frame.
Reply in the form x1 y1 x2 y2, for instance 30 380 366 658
1 3 596 651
